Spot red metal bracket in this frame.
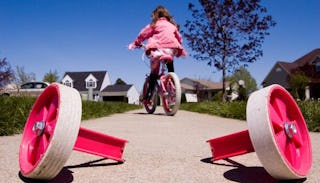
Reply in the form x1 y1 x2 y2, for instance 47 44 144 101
206 130 254 161
74 127 128 162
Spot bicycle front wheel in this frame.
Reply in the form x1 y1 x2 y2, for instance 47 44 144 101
162 72 181 116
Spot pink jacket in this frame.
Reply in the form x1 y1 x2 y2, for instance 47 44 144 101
133 17 187 57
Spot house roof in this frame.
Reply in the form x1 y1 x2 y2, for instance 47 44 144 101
63 71 107 91
181 77 223 91
293 48 320 66
262 48 320 85
278 48 320 73
101 84 133 96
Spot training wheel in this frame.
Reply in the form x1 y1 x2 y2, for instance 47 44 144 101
247 84 312 179
19 83 128 180
207 84 312 180
19 83 82 179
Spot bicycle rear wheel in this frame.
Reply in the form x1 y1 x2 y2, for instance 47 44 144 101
162 72 181 116
142 77 157 114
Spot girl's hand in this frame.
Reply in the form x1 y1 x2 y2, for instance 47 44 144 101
128 43 136 50
128 41 142 50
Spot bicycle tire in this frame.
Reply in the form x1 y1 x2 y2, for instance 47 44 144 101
142 77 157 114
19 83 82 180
162 72 181 116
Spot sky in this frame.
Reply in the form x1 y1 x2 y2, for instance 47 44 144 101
1 0 319 91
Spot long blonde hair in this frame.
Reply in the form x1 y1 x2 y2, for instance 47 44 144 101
151 6 178 29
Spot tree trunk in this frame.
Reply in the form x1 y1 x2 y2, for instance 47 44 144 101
222 67 226 101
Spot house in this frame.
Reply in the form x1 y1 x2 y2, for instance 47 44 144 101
61 71 110 100
180 77 224 101
61 71 140 104
100 84 140 105
262 48 320 99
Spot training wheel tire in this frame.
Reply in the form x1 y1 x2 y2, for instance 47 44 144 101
19 83 82 180
247 84 312 179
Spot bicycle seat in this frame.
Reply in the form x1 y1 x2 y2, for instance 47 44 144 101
159 55 173 62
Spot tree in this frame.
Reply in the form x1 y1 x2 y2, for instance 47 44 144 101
43 70 59 83
15 66 36 84
183 0 276 100
115 78 127 85
0 57 14 88
289 72 309 100
226 66 258 100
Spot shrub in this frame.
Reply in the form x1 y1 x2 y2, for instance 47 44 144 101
298 101 320 132
81 101 140 120
180 101 246 120
181 100 320 132
0 96 141 136
0 96 36 135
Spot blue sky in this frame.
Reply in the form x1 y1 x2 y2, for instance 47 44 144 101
1 0 319 91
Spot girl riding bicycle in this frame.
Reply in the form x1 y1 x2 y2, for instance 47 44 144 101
128 5 186 102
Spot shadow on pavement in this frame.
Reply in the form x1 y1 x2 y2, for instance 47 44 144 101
65 158 123 169
19 158 123 183
201 157 307 183
134 112 167 116
19 168 73 183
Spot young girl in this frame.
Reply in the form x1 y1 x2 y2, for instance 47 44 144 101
128 5 186 102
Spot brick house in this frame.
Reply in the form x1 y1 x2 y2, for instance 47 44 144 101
262 48 320 99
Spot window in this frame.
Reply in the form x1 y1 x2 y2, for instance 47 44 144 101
64 80 72 87
86 79 96 88
316 62 320 72
21 83 34 89
312 56 320 72
275 67 282 72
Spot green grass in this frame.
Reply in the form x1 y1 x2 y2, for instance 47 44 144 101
81 100 141 120
180 101 247 120
0 96 141 136
298 101 320 132
181 101 320 132
0 96 36 136
1 96 319 136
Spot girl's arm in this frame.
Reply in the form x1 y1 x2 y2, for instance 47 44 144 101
134 24 154 45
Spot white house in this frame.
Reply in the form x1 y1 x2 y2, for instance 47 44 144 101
61 71 139 104
61 71 110 101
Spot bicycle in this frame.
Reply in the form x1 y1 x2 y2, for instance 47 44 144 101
139 47 181 116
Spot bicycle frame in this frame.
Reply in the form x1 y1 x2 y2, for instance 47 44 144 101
142 59 181 116
138 45 181 116
156 61 175 97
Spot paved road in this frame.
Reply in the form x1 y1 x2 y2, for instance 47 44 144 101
1 108 319 183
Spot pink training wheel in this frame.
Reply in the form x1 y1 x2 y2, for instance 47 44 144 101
19 83 82 179
247 84 312 179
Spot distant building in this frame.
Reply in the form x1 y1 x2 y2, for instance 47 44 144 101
262 48 320 99
101 84 140 105
61 71 139 104
61 71 110 101
180 77 224 101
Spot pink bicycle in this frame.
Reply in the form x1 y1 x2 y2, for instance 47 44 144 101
142 60 181 116
139 47 181 116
